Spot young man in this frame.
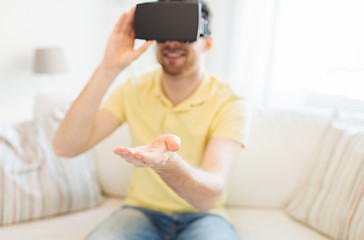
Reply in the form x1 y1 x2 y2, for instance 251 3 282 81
53 1 250 239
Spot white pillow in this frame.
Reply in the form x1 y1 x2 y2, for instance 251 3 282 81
0 107 103 226
286 112 364 240
33 92 133 198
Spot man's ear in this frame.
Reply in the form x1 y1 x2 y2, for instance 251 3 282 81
203 36 213 52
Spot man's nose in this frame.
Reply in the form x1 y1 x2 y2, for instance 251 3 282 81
163 41 184 47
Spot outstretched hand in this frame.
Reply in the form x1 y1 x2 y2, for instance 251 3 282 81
101 7 153 74
114 134 181 169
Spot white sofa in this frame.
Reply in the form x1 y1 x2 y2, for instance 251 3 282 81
0 94 334 240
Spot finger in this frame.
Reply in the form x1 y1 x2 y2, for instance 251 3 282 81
132 160 148 168
114 150 142 165
132 150 156 164
113 146 134 157
122 155 148 168
112 12 128 35
133 151 145 160
133 41 153 60
131 153 163 168
124 7 136 35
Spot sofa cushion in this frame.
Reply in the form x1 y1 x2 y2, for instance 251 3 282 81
227 207 330 240
0 197 123 240
227 107 331 208
0 107 103 226
93 124 132 197
286 112 364 240
0 197 329 240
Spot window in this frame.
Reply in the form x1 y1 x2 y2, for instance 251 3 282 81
268 0 364 111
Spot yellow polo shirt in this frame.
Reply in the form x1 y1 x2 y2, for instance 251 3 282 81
102 68 250 219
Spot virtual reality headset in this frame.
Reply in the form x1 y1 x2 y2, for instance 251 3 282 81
134 1 210 43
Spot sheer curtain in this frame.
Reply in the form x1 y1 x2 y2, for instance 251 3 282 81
226 0 279 107
226 0 364 111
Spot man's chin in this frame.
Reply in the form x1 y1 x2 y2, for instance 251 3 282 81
161 66 184 76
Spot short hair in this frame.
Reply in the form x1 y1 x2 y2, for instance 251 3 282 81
157 0 211 36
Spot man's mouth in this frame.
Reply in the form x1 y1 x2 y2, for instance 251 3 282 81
162 50 186 60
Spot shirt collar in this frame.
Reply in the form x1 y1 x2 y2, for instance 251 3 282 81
151 68 214 111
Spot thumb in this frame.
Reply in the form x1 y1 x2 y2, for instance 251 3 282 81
133 40 153 60
156 134 181 152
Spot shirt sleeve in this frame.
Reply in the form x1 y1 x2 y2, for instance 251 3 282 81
101 80 130 123
209 98 252 148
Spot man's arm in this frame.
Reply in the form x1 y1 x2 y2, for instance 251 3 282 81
53 8 152 157
113 134 241 212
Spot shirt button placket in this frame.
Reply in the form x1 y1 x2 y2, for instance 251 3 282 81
164 111 174 133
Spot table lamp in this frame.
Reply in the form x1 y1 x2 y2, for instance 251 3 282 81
33 47 68 75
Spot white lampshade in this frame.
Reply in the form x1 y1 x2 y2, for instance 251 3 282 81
33 47 68 74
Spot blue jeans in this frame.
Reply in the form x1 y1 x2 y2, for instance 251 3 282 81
85 206 239 240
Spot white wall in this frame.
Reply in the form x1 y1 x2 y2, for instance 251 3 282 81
0 0 232 124
0 0 107 123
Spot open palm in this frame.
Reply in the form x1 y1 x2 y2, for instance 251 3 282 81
113 134 181 168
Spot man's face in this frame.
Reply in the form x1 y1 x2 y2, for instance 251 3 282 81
156 38 207 77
